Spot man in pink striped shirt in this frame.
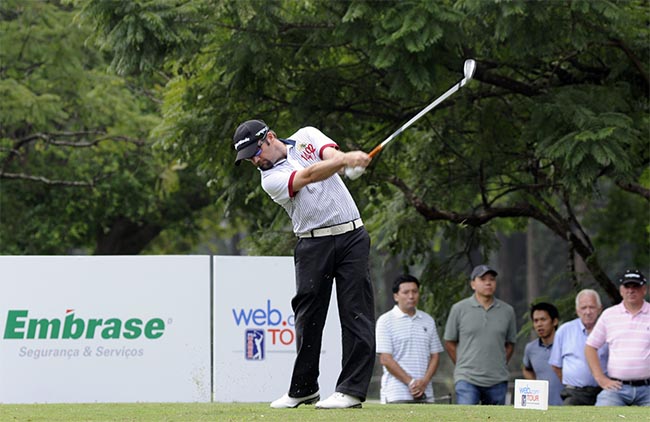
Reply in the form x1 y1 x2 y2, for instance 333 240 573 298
585 269 650 406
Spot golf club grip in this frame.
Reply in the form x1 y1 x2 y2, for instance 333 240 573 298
368 145 383 158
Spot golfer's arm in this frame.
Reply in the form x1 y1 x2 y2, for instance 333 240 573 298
444 341 458 364
292 147 370 191
379 353 413 385
291 149 346 191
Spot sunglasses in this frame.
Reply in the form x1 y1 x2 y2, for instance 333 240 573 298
252 132 268 158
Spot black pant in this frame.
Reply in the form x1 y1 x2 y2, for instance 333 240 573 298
560 386 602 405
288 227 375 401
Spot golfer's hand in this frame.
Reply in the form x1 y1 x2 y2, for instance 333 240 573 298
343 151 371 180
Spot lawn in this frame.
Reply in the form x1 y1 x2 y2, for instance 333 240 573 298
1 402 647 422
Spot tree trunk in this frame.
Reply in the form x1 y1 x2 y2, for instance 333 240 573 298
94 218 163 254
373 253 402 314
526 220 540 305
496 232 526 312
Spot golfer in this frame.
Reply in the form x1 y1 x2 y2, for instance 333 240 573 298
232 119 375 409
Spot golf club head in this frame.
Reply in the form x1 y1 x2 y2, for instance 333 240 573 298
460 59 476 87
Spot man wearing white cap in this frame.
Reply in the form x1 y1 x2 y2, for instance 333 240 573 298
232 120 374 409
585 269 650 406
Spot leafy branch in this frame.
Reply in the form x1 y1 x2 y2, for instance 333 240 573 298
1 131 146 187
0 171 96 187
385 174 622 301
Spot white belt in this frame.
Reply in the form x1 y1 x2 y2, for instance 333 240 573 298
298 218 363 239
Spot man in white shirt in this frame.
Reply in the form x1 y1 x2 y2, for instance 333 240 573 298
376 274 444 403
549 289 608 405
233 120 374 409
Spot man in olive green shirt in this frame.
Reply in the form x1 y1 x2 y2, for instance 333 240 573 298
443 265 517 405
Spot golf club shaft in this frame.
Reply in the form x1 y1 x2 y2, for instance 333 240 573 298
344 59 476 180
368 78 464 158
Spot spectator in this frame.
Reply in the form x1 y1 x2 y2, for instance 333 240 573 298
585 270 650 406
443 265 517 405
549 289 608 405
376 274 444 403
232 120 375 409
522 302 563 406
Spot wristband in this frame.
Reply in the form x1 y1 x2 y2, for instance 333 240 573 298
409 379 416 387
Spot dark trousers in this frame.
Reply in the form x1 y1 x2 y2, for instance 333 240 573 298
288 227 375 401
560 386 602 405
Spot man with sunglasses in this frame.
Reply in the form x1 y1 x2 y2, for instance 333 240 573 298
585 270 650 406
232 119 374 409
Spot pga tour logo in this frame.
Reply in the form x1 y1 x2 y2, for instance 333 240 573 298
245 329 264 360
519 384 541 405
232 300 295 360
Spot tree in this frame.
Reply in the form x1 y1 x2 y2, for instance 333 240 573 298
71 0 650 304
0 0 211 254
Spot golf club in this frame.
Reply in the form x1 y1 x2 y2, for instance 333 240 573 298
345 59 476 180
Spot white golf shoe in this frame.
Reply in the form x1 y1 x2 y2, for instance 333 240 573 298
315 392 362 409
269 391 320 408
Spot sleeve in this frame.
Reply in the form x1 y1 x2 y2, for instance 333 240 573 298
296 126 339 159
261 168 296 205
429 318 444 354
443 304 459 342
548 325 563 367
586 312 607 349
375 313 393 354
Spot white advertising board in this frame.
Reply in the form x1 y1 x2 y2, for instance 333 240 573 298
212 256 342 402
0 256 211 403
513 379 549 411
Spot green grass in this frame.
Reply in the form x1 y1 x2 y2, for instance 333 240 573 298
1 403 648 422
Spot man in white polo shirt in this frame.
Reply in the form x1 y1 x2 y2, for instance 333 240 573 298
376 274 444 403
232 119 375 409
585 269 650 406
